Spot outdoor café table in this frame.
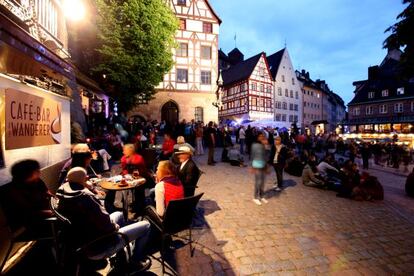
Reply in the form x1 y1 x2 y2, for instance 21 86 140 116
100 177 146 219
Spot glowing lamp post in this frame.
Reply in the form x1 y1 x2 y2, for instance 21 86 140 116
63 0 86 22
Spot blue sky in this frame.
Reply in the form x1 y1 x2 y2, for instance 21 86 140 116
209 0 406 106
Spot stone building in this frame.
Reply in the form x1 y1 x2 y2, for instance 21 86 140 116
347 49 414 134
296 70 323 134
130 0 221 125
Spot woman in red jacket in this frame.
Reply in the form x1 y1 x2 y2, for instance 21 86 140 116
121 144 146 175
160 133 176 160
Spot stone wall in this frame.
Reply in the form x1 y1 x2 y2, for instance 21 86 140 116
129 90 219 123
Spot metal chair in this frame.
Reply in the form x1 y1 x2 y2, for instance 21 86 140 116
50 196 132 276
145 193 204 275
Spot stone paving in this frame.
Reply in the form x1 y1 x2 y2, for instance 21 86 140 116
161 151 414 275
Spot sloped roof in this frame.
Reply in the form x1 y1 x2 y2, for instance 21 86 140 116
222 52 263 86
228 47 243 57
267 48 285 79
205 0 222 24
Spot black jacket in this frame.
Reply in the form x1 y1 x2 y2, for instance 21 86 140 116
178 159 201 197
269 145 289 166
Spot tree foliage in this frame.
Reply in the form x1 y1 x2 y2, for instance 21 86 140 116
384 0 414 79
94 0 178 111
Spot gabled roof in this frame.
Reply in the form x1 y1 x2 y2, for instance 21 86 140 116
228 47 243 57
348 54 414 105
222 52 263 86
267 48 285 79
205 0 222 24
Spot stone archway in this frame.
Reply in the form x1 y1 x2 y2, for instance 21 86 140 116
161 101 179 125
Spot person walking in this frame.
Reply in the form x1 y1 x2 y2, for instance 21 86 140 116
360 142 372 170
195 124 204 155
269 136 289 191
206 121 216 165
239 126 246 155
251 133 269 205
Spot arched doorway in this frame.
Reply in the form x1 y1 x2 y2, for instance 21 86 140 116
161 101 179 125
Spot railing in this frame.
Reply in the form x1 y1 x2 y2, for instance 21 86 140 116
0 0 31 21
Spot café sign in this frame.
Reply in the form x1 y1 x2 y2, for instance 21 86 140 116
5 89 62 150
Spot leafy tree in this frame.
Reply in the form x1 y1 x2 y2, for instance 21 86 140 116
93 0 178 111
384 0 414 79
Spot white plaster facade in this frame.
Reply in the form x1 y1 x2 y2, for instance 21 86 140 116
272 49 303 129
131 0 221 124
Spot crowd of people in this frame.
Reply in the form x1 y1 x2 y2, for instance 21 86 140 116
2 116 414 273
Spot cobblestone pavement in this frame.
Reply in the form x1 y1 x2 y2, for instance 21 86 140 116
161 151 414 275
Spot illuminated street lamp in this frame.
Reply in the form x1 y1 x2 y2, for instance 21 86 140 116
63 0 86 22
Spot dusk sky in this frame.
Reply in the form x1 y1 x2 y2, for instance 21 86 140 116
209 0 406 106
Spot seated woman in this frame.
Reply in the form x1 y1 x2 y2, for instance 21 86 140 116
337 160 360 198
59 143 101 185
121 144 146 175
302 155 327 189
0 160 53 238
159 133 176 161
353 172 384 201
119 144 148 215
145 161 184 227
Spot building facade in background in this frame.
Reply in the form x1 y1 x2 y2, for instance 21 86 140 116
219 52 273 121
347 49 414 134
131 0 221 125
268 48 303 129
296 70 323 134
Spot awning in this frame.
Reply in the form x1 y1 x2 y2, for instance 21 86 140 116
311 120 328 125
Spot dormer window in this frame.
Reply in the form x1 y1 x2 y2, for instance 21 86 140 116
397 87 405 95
368 92 375 99
382 89 389 97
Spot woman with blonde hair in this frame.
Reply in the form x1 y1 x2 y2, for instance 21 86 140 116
121 144 146 175
152 161 184 216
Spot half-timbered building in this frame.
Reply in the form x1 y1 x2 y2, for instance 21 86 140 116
219 52 274 121
130 0 221 125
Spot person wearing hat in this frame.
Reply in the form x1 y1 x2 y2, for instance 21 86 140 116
176 146 201 197
56 167 152 272
269 136 289 191
58 143 101 185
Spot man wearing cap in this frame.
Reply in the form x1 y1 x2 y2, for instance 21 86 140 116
176 146 201 197
56 167 151 272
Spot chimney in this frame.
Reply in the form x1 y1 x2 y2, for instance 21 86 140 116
368 66 379 80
